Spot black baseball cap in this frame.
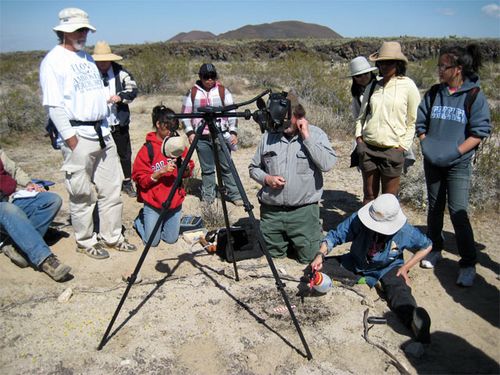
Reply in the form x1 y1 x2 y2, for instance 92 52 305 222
199 63 217 78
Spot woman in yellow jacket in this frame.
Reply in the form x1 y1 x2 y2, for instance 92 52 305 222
354 41 420 204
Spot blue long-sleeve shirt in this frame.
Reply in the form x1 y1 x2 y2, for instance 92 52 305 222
415 77 491 167
322 212 431 286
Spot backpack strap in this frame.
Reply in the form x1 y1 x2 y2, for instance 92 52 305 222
425 83 441 126
464 87 480 124
144 141 154 165
190 85 225 109
362 80 378 125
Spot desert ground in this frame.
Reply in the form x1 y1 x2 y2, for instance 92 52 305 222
0 94 498 375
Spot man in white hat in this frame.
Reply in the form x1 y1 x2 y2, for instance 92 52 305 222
92 41 139 198
310 194 433 343
39 8 136 260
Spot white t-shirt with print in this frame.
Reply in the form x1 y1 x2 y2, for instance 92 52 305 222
40 45 110 140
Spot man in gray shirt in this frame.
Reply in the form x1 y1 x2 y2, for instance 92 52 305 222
249 99 336 263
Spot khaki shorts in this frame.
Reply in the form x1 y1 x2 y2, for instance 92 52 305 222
357 142 404 177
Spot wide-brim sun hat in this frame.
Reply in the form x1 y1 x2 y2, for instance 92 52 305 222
161 136 185 158
53 8 96 33
358 194 407 235
369 41 408 63
348 56 378 77
92 41 123 62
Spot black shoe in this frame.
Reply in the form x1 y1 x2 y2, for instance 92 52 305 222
122 181 137 198
41 255 71 281
411 307 431 343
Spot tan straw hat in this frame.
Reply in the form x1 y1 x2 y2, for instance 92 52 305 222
357 194 407 235
53 8 96 33
369 41 408 63
92 41 123 62
161 136 185 158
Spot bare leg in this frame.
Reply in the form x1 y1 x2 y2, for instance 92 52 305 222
362 170 380 205
381 175 400 197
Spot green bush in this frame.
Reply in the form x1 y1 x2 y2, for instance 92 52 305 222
0 87 45 135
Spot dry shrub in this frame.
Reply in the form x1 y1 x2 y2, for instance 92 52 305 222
200 201 226 230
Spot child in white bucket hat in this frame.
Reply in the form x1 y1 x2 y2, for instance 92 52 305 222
310 194 433 343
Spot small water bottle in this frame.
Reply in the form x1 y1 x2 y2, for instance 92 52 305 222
222 132 237 151
310 271 333 294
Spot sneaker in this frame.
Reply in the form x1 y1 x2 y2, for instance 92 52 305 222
411 307 431 343
122 181 137 198
104 238 137 252
41 255 71 281
457 266 476 287
231 199 244 207
3 244 29 268
77 242 110 260
420 251 442 269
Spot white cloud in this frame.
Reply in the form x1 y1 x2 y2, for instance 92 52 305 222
482 3 500 18
437 8 455 16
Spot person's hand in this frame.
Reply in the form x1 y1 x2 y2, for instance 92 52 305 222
188 133 195 144
26 182 45 192
65 135 78 150
310 254 324 272
264 175 286 189
230 134 238 146
296 118 310 139
356 136 364 145
396 266 410 286
152 160 176 180
108 95 122 104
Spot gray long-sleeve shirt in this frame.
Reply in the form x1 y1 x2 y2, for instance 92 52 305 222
249 125 336 207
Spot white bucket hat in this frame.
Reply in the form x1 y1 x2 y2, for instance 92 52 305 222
53 8 96 33
369 41 408 63
357 194 407 235
348 56 378 77
92 41 123 62
161 136 185 158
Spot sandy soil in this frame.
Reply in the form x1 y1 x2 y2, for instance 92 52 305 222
0 95 498 374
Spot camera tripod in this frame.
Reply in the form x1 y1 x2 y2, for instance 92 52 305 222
97 91 313 360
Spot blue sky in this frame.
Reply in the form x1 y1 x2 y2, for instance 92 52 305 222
1 0 499 52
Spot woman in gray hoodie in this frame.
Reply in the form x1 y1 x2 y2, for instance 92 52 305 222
415 44 491 287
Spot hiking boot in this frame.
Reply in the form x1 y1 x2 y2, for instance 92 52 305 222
104 238 137 252
411 307 431 343
457 266 476 287
3 244 29 268
122 181 137 198
41 255 71 281
76 242 110 260
420 251 442 269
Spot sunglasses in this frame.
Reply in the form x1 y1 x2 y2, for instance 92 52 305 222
201 73 217 80
437 64 456 72
354 72 369 78
377 60 397 66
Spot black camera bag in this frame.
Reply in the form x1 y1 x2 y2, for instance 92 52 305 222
216 226 263 262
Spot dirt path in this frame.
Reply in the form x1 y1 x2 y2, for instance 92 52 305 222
0 96 498 374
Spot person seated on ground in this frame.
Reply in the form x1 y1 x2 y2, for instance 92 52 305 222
310 194 432 343
249 95 337 264
132 106 194 247
0 147 71 281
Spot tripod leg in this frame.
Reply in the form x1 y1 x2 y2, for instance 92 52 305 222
213 130 313 360
98 130 203 350
209 131 239 281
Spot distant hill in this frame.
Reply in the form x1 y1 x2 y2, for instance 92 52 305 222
168 20 342 42
169 31 217 42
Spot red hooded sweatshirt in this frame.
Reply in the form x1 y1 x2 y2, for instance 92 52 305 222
132 132 194 210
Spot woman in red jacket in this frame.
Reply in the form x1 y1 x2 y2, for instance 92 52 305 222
132 105 194 246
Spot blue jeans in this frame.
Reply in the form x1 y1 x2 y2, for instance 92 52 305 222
424 159 476 267
0 192 61 266
196 138 240 202
134 205 182 247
